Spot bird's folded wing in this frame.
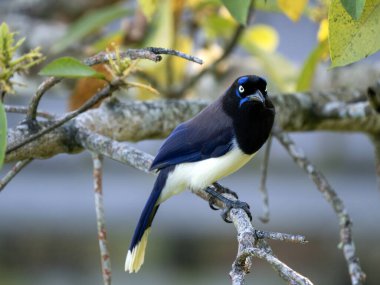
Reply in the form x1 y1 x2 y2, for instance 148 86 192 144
150 103 234 171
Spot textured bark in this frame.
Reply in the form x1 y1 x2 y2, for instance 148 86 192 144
5 87 379 163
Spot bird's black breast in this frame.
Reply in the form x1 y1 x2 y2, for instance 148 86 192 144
233 107 275 155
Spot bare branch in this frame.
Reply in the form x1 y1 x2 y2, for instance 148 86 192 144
91 153 111 285
0 159 33 191
6 87 379 164
77 128 154 174
273 127 366 285
369 135 380 191
258 136 272 223
26 47 203 121
255 230 307 244
228 207 311 285
5 104 56 120
7 78 123 155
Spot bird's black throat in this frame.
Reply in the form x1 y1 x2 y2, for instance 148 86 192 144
232 106 275 154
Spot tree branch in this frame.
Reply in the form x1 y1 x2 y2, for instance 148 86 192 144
0 159 33 191
258 136 272 223
91 153 111 285
5 87 379 163
273 127 366 285
75 130 310 285
26 47 203 121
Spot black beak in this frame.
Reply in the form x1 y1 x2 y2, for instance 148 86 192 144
247 90 265 103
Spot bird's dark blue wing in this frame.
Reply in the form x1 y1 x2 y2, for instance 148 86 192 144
150 100 234 171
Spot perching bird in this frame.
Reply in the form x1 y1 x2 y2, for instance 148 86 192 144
125 75 275 273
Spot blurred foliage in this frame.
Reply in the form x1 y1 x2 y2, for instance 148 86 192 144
51 3 133 54
47 0 379 105
3 0 380 107
278 0 309 21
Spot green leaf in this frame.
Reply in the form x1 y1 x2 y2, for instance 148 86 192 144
329 0 380 67
0 101 7 170
221 0 251 25
296 40 328 91
39 57 105 79
341 0 366 19
51 4 132 53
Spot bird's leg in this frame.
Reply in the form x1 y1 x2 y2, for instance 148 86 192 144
214 182 239 199
208 182 238 210
206 185 252 223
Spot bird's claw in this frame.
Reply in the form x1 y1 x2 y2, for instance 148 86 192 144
213 182 239 199
208 182 239 210
206 186 252 223
208 197 219 210
221 200 252 223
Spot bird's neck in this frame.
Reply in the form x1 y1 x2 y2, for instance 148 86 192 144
233 108 274 155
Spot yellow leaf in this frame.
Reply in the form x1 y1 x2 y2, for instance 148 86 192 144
244 25 279 53
317 18 329 42
278 0 309 21
171 35 193 83
138 0 158 21
329 0 380 67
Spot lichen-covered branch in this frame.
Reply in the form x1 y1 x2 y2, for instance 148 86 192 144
228 206 311 285
5 87 379 163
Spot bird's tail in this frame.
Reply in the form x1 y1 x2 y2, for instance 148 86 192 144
125 167 171 273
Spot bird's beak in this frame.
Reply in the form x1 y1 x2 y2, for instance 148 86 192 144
247 90 265 103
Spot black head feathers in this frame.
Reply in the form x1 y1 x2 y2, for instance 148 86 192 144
222 75 273 116
222 75 275 154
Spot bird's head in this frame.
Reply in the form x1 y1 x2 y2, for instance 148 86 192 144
222 75 273 116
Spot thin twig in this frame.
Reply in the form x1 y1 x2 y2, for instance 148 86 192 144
143 47 203 64
26 47 203 121
228 207 312 285
7 78 122 155
91 153 111 285
258 135 272 223
169 16 248 97
26 76 62 121
255 229 307 244
5 105 56 120
237 247 313 285
369 134 380 191
273 127 366 285
0 159 33 191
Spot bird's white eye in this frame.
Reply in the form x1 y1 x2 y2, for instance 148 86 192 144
238 85 244 93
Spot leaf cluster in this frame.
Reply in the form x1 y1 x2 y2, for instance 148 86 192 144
0 22 45 96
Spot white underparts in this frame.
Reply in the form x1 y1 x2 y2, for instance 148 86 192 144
159 147 255 203
125 147 255 273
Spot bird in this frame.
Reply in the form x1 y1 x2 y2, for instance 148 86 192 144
125 75 275 273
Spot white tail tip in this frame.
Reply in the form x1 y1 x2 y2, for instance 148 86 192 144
125 228 151 273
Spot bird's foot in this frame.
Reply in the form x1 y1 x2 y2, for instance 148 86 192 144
206 186 252 223
208 182 239 210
